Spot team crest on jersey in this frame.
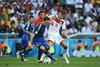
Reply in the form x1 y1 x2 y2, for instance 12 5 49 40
53 16 64 25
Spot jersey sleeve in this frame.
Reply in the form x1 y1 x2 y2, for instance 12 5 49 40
48 15 54 19
33 26 38 35
34 23 42 35
62 20 66 30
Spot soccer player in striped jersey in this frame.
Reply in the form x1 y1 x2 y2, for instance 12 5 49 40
46 10 70 64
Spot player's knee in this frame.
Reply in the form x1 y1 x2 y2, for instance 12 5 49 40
48 40 53 46
40 45 45 51
64 45 68 49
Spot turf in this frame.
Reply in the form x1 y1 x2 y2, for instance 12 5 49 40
0 57 100 67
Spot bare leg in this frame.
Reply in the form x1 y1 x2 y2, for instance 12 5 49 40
60 40 69 64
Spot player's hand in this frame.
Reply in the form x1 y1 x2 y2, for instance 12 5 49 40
28 42 34 49
30 33 34 38
67 37 70 42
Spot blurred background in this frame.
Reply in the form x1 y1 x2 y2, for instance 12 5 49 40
0 0 100 58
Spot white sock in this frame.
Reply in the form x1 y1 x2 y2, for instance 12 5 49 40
63 49 69 64
40 53 46 61
63 49 67 57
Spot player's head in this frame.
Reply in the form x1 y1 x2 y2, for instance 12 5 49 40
78 40 81 43
42 16 50 26
28 15 35 23
38 10 45 18
85 45 88 50
58 10 66 19
1 41 4 44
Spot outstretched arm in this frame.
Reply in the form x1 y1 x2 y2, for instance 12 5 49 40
28 33 34 49
63 29 70 41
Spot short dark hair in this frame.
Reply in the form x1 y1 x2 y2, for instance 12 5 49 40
28 15 34 19
94 38 97 41
38 10 45 15
58 10 66 15
1 41 4 44
85 45 88 49
78 40 81 43
43 16 50 21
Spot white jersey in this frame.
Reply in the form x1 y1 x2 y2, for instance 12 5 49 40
48 15 66 37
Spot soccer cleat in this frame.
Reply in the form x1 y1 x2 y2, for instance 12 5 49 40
23 58 29 61
38 60 43 63
50 57 57 64
21 54 24 61
63 56 69 64
16 51 20 59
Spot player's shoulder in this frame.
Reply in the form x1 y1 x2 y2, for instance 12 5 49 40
60 19 65 24
48 15 55 18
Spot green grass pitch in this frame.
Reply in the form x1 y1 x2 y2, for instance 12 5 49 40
0 57 100 67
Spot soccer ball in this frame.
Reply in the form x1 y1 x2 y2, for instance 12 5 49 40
43 57 51 64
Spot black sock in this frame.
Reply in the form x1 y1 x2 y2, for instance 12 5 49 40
24 49 32 57
43 50 54 60
38 49 43 60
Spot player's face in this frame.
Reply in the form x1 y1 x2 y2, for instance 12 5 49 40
29 17 35 23
40 13 45 18
58 13 65 19
43 20 49 26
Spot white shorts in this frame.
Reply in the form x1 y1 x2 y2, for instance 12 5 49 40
47 34 64 45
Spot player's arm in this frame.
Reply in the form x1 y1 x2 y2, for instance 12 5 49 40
62 22 70 41
23 30 32 35
48 15 54 26
28 33 34 49
29 25 39 46
63 29 70 41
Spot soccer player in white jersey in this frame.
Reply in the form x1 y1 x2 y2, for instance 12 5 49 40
47 10 70 64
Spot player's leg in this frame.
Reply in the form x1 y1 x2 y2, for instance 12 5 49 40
55 35 69 64
16 50 23 59
39 45 56 62
38 49 43 60
39 40 55 62
21 40 34 61
60 40 69 64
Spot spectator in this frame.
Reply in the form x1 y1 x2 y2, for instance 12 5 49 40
94 4 100 17
16 18 25 29
96 24 100 32
0 41 8 56
35 10 45 27
78 40 85 50
76 23 82 33
65 0 75 12
84 0 93 13
93 38 100 50
73 9 80 22
84 13 93 28
81 22 91 33
32 0 38 8
10 13 18 25
0 20 3 33
77 40 85 57
68 25 78 35
9 21 16 34
2 19 9 33
90 16 98 32
73 46 82 57
16 25 23 38
84 45 91 57
74 0 83 9
91 46 97 57
51 6 58 15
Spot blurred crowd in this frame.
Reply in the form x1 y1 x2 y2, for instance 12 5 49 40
73 38 100 57
0 0 100 38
